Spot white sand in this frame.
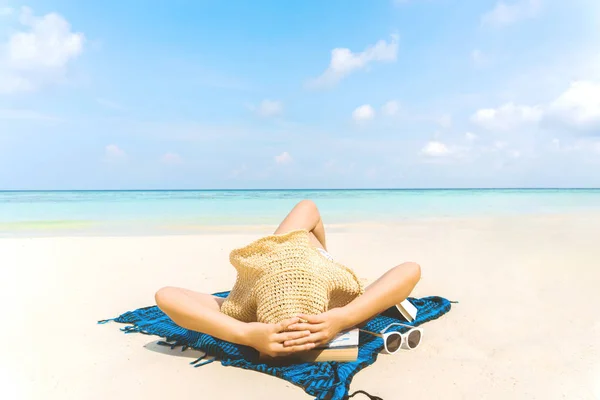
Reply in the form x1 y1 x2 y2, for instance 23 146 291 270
1 215 599 399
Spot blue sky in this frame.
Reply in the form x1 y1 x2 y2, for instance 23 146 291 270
0 0 599 189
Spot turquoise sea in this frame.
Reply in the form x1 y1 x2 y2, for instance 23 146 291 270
1 189 599 236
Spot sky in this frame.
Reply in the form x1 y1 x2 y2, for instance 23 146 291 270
0 0 599 190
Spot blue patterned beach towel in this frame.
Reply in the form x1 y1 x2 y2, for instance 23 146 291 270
99 291 452 400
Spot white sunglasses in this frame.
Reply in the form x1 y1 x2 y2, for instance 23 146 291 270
361 323 423 354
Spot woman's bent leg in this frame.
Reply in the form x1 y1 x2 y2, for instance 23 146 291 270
275 199 327 250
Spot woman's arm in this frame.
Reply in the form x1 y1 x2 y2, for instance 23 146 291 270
285 262 421 347
155 287 315 357
336 261 421 330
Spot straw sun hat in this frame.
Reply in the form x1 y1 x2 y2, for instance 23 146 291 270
220 229 365 325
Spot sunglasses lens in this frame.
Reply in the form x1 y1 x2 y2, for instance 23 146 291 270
407 330 422 348
385 333 402 353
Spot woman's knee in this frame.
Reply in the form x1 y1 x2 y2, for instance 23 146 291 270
400 262 421 284
295 199 319 215
155 286 178 310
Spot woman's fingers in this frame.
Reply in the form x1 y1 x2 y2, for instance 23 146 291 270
274 330 311 342
278 343 316 354
282 335 314 347
287 322 324 332
311 340 327 348
276 317 300 332
296 313 325 324
284 331 329 347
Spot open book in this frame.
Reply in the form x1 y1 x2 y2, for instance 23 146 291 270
318 328 359 349
259 328 359 363
395 298 418 322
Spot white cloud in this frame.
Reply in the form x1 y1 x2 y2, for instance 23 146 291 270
472 80 600 133
420 137 526 166
352 104 375 122
481 0 542 27
274 151 292 165
420 141 451 157
0 7 13 16
419 138 479 163
0 7 85 94
104 144 126 162
545 81 600 131
256 99 283 117
465 132 478 141
382 100 400 116
160 152 183 165
419 136 527 166
309 34 398 88
471 102 543 131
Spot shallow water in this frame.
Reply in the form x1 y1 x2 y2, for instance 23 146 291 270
1 189 599 235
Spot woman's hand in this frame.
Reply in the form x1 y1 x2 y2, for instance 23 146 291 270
242 317 316 358
284 308 348 348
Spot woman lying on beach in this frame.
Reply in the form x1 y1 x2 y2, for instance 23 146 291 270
155 200 421 358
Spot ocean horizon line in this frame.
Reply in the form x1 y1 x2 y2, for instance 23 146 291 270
1 187 600 193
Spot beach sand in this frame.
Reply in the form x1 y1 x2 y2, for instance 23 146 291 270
1 214 599 399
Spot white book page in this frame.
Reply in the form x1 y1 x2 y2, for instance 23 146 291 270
400 299 418 320
321 329 359 348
